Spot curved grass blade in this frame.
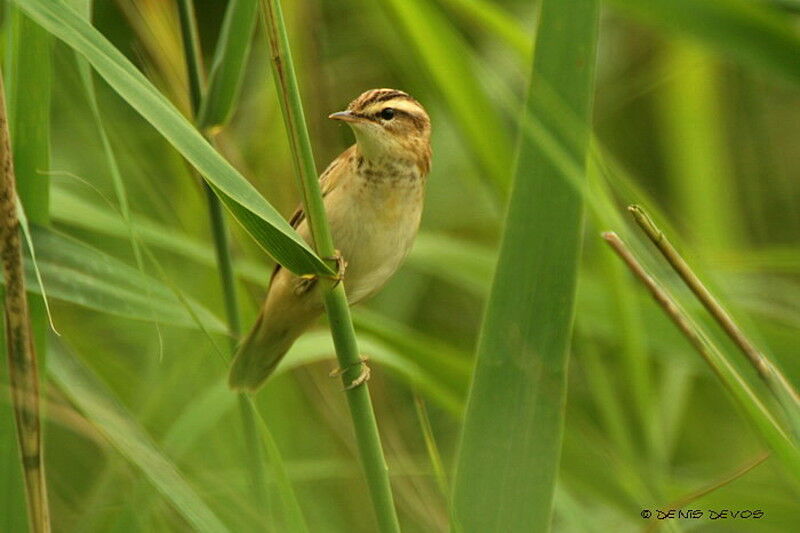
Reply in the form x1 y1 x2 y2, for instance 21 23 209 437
48 340 230 533
13 0 332 278
16 198 57 336
452 1 600 531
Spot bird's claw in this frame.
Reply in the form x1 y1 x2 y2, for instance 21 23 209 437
295 250 347 295
329 355 371 391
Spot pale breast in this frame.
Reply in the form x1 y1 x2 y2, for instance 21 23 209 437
326 171 424 304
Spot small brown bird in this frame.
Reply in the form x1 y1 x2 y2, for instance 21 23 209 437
229 89 431 392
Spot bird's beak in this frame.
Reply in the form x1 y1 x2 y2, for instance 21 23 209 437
328 110 362 123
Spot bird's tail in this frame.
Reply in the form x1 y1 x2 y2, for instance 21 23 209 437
228 312 299 392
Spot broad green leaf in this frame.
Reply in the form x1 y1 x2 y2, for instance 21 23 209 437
453 1 600 532
607 0 800 85
13 0 332 278
48 340 230 533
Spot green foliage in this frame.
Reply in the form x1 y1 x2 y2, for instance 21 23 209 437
453 1 599 530
49 341 230 533
197 0 259 130
607 0 800 85
13 0 331 277
1 0 799 531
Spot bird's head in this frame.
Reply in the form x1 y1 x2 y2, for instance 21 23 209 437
329 88 431 169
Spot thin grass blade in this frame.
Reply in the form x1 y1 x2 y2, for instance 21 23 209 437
603 232 800 485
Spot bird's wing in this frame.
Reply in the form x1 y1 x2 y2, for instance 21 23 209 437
269 144 356 282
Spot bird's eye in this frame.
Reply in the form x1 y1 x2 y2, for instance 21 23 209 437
379 108 395 120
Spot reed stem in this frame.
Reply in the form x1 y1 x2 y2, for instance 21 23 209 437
177 0 268 509
0 70 50 533
261 1 401 530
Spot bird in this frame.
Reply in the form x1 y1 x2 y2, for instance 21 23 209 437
229 88 432 392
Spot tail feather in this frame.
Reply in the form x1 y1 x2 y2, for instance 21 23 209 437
228 313 295 392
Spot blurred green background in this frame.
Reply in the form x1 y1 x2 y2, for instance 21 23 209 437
2 0 800 531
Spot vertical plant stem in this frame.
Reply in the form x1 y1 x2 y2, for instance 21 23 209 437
261 1 401 531
628 205 800 431
176 0 267 509
0 71 50 533
2 8 52 532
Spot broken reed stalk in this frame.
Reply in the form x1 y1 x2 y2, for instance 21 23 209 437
628 205 800 424
603 231 800 481
602 232 712 362
0 72 50 532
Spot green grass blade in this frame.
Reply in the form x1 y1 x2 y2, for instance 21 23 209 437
5 8 51 226
248 401 310 533
13 0 332 278
452 1 600 531
197 0 258 130
607 0 800 85
48 340 231 533
15 199 57 334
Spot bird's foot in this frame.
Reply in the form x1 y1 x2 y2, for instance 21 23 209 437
295 250 347 295
329 355 371 391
